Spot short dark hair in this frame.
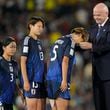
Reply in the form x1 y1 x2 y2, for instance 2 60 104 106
71 27 89 42
27 16 45 31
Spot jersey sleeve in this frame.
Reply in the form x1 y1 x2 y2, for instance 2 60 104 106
21 36 30 57
64 40 75 58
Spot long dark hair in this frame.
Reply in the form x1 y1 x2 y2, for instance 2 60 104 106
0 37 16 56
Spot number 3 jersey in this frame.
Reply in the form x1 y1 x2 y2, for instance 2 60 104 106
46 34 76 83
21 36 44 83
0 57 18 104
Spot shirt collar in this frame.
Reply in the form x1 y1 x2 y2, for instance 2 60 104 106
98 17 109 27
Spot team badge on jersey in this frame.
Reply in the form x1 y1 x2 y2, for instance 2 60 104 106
70 49 74 56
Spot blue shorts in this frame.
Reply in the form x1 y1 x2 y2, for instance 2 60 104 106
24 81 46 98
46 80 71 100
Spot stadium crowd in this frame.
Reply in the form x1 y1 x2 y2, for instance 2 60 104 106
0 0 109 110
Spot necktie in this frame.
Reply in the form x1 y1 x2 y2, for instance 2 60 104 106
96 26 102 41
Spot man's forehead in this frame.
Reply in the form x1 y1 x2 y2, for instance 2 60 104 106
93 9 105 14
93 4 108 13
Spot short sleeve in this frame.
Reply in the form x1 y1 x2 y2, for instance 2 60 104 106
64 42 75 58
21 36 30 57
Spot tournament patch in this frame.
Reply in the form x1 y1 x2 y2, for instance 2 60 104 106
70 49 74 56
23 46 29 53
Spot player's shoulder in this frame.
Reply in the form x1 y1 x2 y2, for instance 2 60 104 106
0 56 3 62
56 34 71 44
0 57 4 67
0 56 2 60
22 36 31 45
62 34 72 43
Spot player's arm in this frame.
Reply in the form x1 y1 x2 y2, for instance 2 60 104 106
60 56 69 92
20 37 30 91
21 56 30 91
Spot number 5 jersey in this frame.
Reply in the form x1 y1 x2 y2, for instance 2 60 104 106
46 34 76 83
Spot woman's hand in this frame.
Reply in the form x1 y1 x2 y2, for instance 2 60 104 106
60 80 68 92
24 81 30 91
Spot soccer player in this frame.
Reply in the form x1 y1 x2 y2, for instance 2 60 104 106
46 27 89 110
0 37 18 110
20 16 46 110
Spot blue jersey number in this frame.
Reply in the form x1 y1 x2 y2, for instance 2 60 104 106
51 45 58 61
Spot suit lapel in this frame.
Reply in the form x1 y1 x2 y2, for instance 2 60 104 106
97 19 110 42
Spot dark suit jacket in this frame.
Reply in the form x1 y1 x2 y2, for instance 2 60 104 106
89 19 110 81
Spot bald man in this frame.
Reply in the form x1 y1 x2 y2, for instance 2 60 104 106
80 3 110 110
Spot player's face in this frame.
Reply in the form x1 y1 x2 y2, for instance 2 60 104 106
72 33 84 43
93 9 108 24
31 21 44 36
3 42 17 56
